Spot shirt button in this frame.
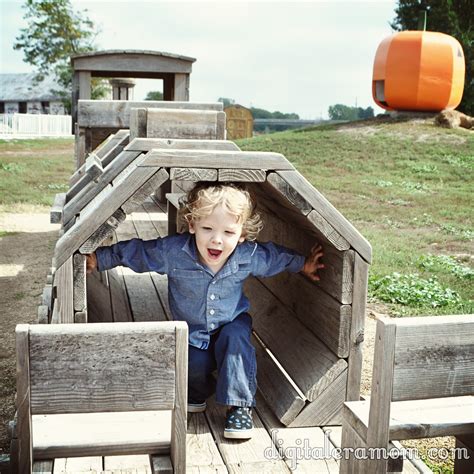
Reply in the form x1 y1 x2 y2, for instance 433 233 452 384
212 281 216 285
210 294 216 300
209 309 215 315
210 323 216 329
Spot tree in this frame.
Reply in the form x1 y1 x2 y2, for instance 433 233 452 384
14 0 106 111
218 97 235 107
145 91 163 101
328 104 375 121
391 0 473 115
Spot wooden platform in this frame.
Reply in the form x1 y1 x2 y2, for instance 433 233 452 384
60 197 419 474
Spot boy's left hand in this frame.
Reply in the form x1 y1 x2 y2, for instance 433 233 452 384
302 244 324 281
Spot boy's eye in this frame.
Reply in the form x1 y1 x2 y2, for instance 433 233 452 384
225 231 235 235
202 226 212 231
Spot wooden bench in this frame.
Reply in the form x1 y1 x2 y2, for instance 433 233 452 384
340 314 474 473
14 321 188 473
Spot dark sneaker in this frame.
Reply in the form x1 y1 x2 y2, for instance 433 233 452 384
224 406 253 439
188 400 207 413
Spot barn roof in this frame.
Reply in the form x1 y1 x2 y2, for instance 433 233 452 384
0 73 62 101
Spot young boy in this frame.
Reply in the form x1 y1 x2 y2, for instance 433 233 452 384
86 182 323 439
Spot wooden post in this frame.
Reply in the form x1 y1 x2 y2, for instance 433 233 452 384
173 73 189 101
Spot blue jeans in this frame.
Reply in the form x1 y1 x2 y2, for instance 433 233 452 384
188 313 257 407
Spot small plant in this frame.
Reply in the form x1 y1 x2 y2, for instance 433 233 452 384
387 198 410 206
442 154 473 169
411 213 434 226
0 162 25 173
418 254 474 279
410 163 439 174
401 181 430 193
440 224 474 241
374 180 393 188
369 272 461 308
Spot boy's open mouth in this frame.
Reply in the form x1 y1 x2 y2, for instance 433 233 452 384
207 248 223 259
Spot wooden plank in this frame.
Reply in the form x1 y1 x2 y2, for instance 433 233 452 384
37 305 49 324
216 111 226 140
146 109 222 140
339 411 368 474
392 314 474 401
205 397 290 473
140 149 294 170
125 138 240 152
55 156 159 268
85 152 103 180
174 73 189 101
256 271 351 358
32 460 53 473
78 100 223 128
170 167 217 181
107 267 133 322
28 322 180 414
62 150 143 225
33 411 172 459
16 324 33 474
252 333 306 426
100 130 131 168
50 193 66 224
74 311 87 323
346 253 368 401
266 172 312 215
122 168 170 214
86 270 113 323
307 210 351 251
288 370 347 427
104 454 152 471
151 455 173 474
54 257 74 324
276 170 372 263
185 413 227 473
79 208 126 254
218 169 266 182
245 277 347 402
53 456 102 473
73 253 87 312
455 434 474 474
130 107 148 140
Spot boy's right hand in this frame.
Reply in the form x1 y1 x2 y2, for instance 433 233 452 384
85 253 97 274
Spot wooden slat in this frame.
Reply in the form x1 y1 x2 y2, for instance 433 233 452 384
246 277 347 402
86 270 113 323
170 167 217 181
392 314 474 401
85 152 103 180
73 253 87 313
151 455 173 474
33 411 172 459
107 267 133 322
140 149 294 170
339 411 368 474
346 253 368 401
100 130 131 168
205 397 289 473
218 169 266 182
50 193 66 224
53 456 102 473
53 257 74 324
252 333 306 426
185 413 227 473
104 454 152 472
32 460 53 473
276 170 372 263
28 322 178 414
130 107 148 140
78 100 223 128
266 172 312 215
37 305 49 324
125 138 240 152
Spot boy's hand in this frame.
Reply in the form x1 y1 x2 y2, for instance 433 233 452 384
302 244 324 281
85 253 97 274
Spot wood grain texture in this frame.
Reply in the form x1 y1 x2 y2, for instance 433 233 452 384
28 322 181 414
151 455 173 474
140 149 294 170
73 253 87 312
50 193 66 224
218 169 266 182
32 460 53 473
86 270 113 323
53 456 102 472
276 170 372 263
266 172 312 215
85 152 103 180
170 167 217 182
107 267 133 322
125 137 240 152
346 253 369 401
37 305 49 324
54 257 74 324
130 107 148 140
103 454 152 471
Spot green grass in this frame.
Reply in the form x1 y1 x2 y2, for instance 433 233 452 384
0 138 74 207
238 118 473 316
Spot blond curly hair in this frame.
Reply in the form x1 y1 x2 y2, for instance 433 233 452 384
179 182 263 241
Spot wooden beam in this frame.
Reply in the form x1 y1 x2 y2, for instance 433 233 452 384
125 137 240 152
50 193 66 224
53 257 74 324
218 169 266 182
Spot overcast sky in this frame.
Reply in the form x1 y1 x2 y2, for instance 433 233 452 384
1 0 397 118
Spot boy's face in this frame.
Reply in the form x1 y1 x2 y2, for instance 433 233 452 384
189 204 245 273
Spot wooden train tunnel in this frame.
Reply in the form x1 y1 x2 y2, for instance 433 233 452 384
41 102 372 436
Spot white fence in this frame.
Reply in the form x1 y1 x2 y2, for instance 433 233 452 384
0 113 72 137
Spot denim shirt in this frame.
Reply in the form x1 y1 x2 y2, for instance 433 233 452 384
95 232 305 349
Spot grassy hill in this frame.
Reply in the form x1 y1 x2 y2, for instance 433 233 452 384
237 117 473 317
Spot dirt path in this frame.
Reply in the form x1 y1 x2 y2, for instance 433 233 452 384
0 211 60 454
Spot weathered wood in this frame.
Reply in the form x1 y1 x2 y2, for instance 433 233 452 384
32 459 53 473
53 257 74 324
121 168 170 214
100 130 131 168
257 271 351 358
15 324 33 473
85 152 103 180
276 170 372 263
141 149 295 170
340 410 368 474
246 277 347 402
252 332 306 426
307 210 351 251
74 311 87 323
455 434 474 474
205 397 289 473
41 285 52 310
79 208 126 254
184 413 227 473
37 305 49 324
125 137 240 152
86 271 113 323
216 111 226 140
33 411 172 459
63 150 143 225
170 167 217 182
55 156 159 268
73 253 87 312
218 169 266 182
107 267 133 322
50 193 66 224
104 454 152 471
28 322 180 414
130 107 148 140
392 315 474 401
346 253 369 401
151 455 173 474
288 370 347 427
78 100 223 128
267 172 312 215
173 73 189 101
53 456 102 472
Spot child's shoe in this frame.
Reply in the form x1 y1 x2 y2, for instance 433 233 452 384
224 406 253 439
188 399 207 413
